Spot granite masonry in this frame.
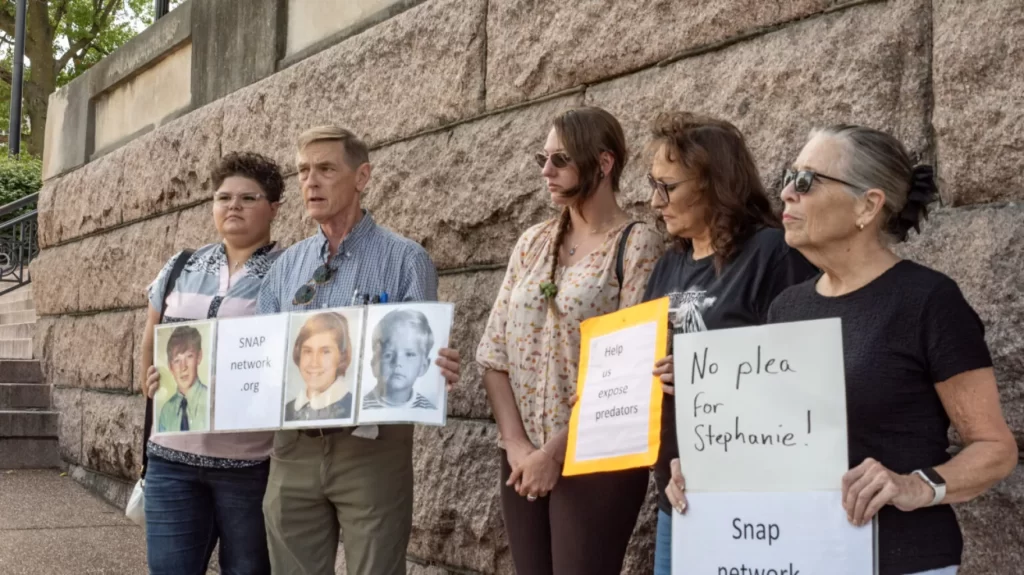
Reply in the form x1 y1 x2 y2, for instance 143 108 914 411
34 0 1024 573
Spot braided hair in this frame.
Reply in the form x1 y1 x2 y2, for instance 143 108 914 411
539 107 628 303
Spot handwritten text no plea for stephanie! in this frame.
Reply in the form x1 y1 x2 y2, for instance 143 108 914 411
688 345 811 453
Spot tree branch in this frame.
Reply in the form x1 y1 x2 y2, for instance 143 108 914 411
0 5 16 38
52 0 70 31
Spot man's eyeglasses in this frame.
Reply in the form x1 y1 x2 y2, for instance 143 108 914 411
782 169 861 195
213 192 267 209
647 173 695 204
292 264 335 306
534 152 573 169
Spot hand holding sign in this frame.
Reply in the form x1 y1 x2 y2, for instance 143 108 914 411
671 319 875 575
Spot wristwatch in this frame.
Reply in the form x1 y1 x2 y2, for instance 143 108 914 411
912 467 946 506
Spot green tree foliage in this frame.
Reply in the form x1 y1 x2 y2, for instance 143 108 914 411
0 0 182 157
0 151 40 222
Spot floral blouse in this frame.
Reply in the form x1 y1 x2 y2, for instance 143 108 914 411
476 218 665 448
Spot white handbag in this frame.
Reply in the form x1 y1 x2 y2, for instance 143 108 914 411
125 478 146 526
124 250 192 529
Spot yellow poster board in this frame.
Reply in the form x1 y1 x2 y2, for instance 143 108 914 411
563 297 669 476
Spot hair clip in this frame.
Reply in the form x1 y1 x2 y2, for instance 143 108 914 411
539 281 558 299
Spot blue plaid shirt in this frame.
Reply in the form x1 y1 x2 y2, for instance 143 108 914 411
258 210 438 438
257 210 438 314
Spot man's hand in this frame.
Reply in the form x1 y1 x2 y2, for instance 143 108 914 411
436 348 461 391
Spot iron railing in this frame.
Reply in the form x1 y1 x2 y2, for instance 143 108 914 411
0 192 38 296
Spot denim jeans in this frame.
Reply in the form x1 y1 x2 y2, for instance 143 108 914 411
144 455 271 575
654 509 672 575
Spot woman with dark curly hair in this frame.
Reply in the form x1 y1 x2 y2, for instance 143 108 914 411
641 112 818 575
139 151 286 575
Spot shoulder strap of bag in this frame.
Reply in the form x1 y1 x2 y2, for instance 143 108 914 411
141 249 193 479
615 222 639 291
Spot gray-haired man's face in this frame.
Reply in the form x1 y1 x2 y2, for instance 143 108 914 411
373 330 430 394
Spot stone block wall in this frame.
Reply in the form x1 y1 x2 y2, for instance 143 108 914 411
33 0 1024 573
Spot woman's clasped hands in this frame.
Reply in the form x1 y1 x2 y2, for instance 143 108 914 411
505 437 560 502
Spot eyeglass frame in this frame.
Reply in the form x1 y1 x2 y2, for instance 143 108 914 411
212 191 270 209
647 173 697 204
782 168 863 195
534 151 573 169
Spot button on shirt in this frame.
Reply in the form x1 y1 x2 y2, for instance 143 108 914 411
257 210 439 437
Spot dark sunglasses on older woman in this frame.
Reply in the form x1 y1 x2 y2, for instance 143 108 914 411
534 151 572 169
292 263 335 306
782 168 860 195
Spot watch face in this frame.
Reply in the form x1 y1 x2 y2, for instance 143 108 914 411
921 467 946 486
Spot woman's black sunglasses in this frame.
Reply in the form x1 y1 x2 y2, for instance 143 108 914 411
782 169 860 194
292 264 335 306
534 152 572 169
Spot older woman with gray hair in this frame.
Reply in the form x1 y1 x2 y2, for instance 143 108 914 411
664 124 1017 575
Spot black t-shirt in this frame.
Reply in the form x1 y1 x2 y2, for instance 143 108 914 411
641 227 818 514
767 259 993 575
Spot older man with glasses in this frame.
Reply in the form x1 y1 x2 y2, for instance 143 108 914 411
257 125 462 575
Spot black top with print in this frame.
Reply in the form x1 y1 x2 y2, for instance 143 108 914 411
641 226 818 514
767 260 992 575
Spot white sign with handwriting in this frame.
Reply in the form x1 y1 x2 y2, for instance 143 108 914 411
671 319 875 574
673 318 848 492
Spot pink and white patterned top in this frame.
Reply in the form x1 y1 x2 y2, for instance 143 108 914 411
146 241 283 465
476 219 664 449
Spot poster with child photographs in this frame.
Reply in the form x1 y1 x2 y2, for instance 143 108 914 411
153 319 217 435
356 302 453 426
281 307 364 429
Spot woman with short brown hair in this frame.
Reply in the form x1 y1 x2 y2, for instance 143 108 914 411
476 106 664 574
642 112 818 574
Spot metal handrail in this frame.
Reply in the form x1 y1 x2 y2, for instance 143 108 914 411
0 192 38 218
0 209 36 230
0 193 38 296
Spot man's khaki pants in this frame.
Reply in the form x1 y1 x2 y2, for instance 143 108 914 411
263 425 414 575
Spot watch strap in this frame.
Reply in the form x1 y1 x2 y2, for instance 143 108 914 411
913 468 946 506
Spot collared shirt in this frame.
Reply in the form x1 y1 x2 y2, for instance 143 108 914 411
157 379 210 433
361 389 435 410
293 377 351 412
146 242 283 467
258 210 438 437
258 210 437 313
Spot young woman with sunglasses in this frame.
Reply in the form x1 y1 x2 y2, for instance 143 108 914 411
476 106 664 575
667 125 1017 575
640 112 818 575
139 152 285 575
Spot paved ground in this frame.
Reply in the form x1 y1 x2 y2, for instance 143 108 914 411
0 469 150 575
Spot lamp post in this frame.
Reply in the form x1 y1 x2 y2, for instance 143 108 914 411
154 0 170 20
7 0 26 156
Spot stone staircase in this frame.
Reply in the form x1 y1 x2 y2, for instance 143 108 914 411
0 286 60 469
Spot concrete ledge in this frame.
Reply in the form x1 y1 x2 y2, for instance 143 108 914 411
0 437 60 469
280 0 427 69
0 383 50 410
0 360 43 383
68 463 134 511
0 410 59 437
87 1 193 97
